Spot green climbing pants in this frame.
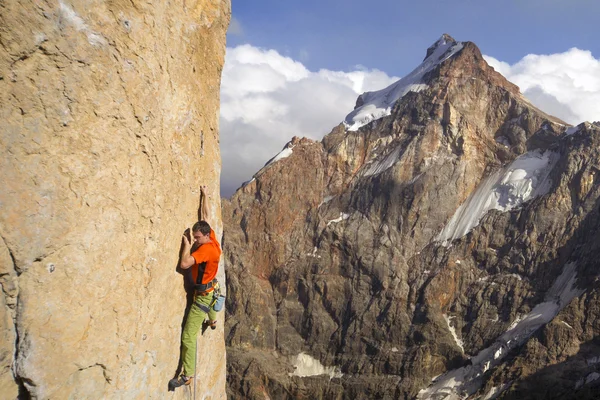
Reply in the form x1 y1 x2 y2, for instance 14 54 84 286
181 292 216 376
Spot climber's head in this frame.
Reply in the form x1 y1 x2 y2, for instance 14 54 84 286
192 221 211 245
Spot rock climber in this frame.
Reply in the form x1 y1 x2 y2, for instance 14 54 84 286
170 185 222 388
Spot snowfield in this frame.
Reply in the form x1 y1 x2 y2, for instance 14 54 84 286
437 150 558 245
418 262 583 399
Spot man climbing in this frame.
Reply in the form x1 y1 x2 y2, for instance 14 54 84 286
170 185 222 388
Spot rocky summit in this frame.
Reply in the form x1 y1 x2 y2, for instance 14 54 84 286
223 35 600 399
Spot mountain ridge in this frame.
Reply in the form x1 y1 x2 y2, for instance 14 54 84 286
223 35 600 399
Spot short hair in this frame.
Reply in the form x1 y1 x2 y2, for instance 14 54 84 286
192 220 211 235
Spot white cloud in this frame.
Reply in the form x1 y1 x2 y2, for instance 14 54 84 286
220 45 398 197
484 48 600 125
225 45 309 82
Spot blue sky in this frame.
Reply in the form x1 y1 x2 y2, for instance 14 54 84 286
227 0 599 78
220 1 600 197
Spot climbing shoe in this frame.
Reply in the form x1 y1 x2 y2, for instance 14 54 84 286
168 374 193 389
203 319 217 330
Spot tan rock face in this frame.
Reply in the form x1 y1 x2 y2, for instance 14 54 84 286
0 0 230 398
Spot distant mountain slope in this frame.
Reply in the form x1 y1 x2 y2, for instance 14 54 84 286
223 34 600 399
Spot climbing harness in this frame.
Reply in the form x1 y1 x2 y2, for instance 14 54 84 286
193 279 226 313
194 278 217 296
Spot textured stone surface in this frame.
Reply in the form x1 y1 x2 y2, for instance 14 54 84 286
0 0 230 398
223 36 600 399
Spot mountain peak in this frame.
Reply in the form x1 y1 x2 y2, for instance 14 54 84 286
424 34 457 60
343 34 464 131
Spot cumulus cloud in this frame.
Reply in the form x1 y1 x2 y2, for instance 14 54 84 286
220 45 398 197
484 48 600 125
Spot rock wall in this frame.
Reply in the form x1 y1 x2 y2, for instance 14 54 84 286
0 0 230 398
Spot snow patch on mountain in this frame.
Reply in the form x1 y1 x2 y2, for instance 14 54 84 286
266 146 294 166
482 383 510 400
565 126 580 136
575 372 600 390
437 150 558 245
251 143 296 180
418 262 583 399
343 35 464 131
444 314 465 353
565 122 595 136
289 353 343 379
327 213 350 226
362 144 404 176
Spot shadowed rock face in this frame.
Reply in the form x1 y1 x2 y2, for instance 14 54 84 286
1 0 230 398
223 36 600 399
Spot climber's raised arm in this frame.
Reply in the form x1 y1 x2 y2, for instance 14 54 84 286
200 185 210 225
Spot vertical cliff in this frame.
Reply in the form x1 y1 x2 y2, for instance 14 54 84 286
0 0 230 398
